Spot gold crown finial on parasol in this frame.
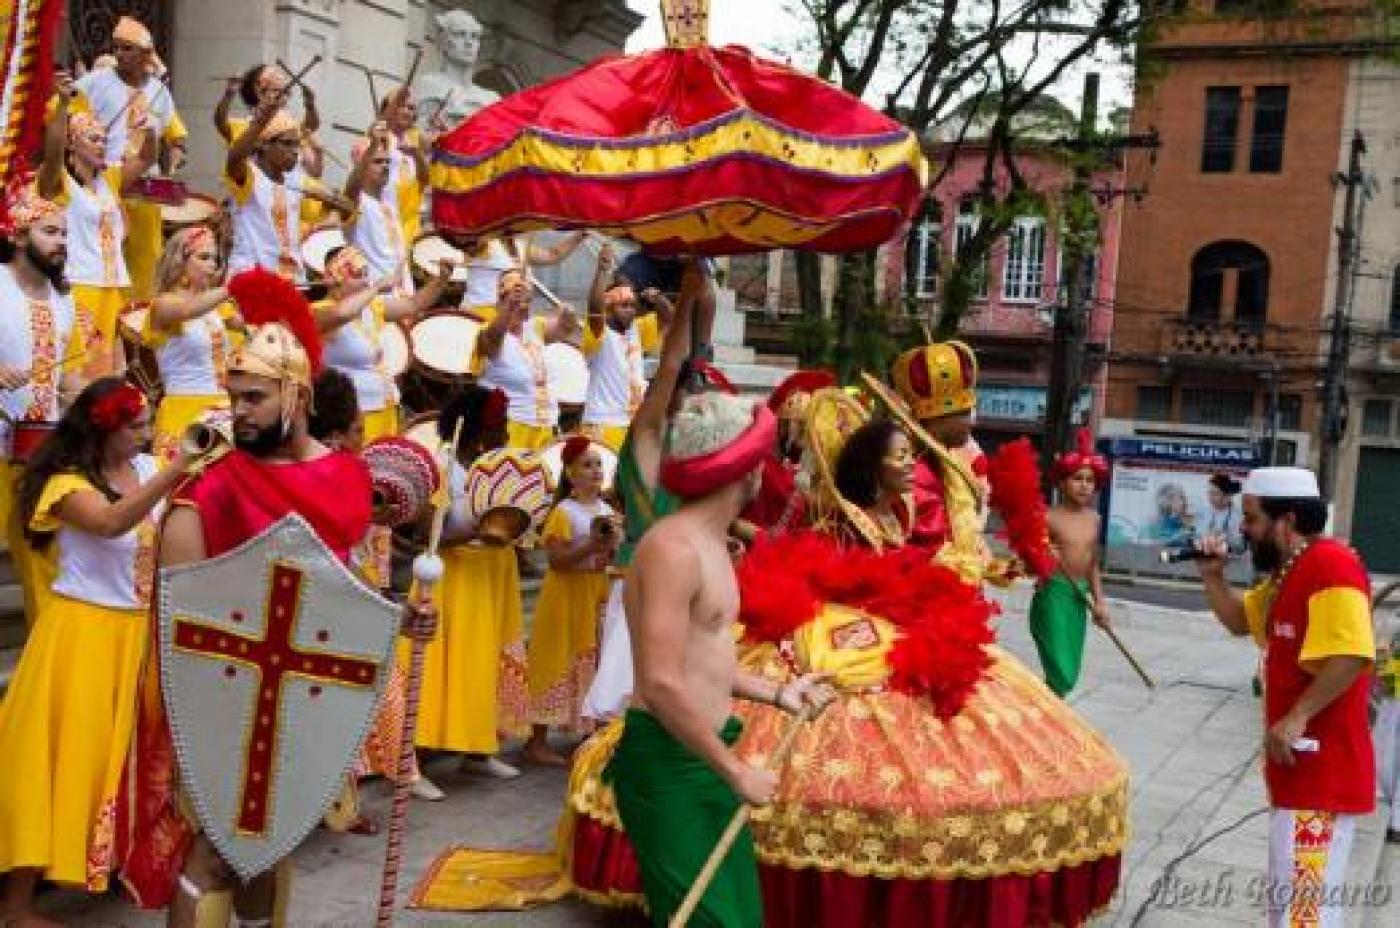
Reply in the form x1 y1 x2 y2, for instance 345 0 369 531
660 0 710 48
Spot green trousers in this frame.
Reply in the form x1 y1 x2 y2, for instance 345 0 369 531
1029 573 1091 697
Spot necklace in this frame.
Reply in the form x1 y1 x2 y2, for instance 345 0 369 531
1263 538 1311 617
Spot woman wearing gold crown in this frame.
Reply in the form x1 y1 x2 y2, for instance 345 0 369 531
554 376 1128 928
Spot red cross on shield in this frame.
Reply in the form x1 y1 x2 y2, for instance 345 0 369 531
158 514 399 880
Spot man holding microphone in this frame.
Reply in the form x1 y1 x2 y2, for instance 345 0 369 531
1196 466 1374 927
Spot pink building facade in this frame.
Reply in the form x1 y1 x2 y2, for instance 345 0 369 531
889 141 1125 446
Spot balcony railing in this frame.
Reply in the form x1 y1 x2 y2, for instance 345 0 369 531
1160 318 1276 361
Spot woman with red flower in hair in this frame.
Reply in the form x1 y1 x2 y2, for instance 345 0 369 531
523 435 621 766
0 378 196 924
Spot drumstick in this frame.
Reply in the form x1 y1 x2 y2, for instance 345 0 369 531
427 89 455 127
528 274 567 311
403 48 424 91
103 70 172 133
365 68 381 117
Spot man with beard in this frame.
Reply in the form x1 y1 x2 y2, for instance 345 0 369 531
0 183 85 626
608 391 832 927
580 243 672 452
118 268 434 926
1197 467 1374 928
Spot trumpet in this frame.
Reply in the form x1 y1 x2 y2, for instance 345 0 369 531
180 416 235 469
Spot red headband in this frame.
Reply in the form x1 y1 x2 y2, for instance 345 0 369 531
660 405 777 498
560 435 592 470
89 383 147 432
1051 428 1108 488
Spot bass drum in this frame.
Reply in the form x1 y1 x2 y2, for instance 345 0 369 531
119 302 163 403
540 437 618 493
399 311 482 414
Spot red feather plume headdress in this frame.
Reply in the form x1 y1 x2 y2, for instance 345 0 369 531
227 267 324 376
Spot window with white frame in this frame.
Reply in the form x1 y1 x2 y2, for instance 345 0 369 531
908 214 941 300
954 200 987 299
1002 217 1046 302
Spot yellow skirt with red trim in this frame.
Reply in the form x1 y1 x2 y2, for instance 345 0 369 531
567 646 1128 928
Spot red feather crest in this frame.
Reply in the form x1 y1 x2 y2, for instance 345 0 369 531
227 268 324 374
986 438 1057 581
738 532 997 717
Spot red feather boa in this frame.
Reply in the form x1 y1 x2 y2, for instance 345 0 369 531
986 438 1057 581
737 532 997 717
228 268 325 374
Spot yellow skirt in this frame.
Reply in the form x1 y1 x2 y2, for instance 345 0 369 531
71 284 130 379
2 462 56 627
153 394 228 464
581 423 628 453
122 198 163 302
527 568 609 729
507 420 556 451
363 405 402 444
0 595 147 889
406 544 529 753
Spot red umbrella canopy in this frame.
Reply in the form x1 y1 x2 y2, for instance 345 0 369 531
429 43 927 256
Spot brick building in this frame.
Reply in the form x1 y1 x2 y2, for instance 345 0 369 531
1104 0 1381 468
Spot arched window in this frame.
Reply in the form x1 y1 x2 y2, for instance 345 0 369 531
1187 241 1270 327
1390 264 1400 333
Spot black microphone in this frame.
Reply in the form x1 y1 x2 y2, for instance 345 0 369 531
1159 546 1225 564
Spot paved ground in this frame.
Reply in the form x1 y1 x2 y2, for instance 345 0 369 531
41 583 1399 927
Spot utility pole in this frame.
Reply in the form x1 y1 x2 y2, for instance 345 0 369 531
1041 73 1099 477
1318 130 1366 498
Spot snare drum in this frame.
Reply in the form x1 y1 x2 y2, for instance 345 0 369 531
159 192 220 236
132 176 189 206
541 438 618 492
408 312 481 381
411 232 469 284
464 448 551 545
9 421 57 464
380 321 410 379
119 302 162 397
302 224 348 278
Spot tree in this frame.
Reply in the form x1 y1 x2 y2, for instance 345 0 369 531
783 1 1156 375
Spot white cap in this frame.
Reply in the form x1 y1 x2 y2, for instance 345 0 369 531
1243 466 1320 499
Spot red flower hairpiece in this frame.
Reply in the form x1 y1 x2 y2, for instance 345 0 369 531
1051 428 1108 489
89 383 147 432
560 434 592 470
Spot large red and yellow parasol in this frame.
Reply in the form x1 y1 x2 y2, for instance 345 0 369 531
429 0 926 255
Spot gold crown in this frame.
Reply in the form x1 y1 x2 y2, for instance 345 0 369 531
890 340 978 421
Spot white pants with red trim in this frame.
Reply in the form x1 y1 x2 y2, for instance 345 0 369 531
1375 698 1400 830
1266 809 1358 928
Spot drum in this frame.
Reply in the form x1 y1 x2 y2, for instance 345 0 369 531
411 232 470 284
543 342 589 407
401 413 445 458
9 421 57 464
463 448 551 545
119 302 163 400
159 192 220 236
131 176 190 206
362 435 441 528
541 437 618 492
408 312 481 381
301 224 348 278
380 321 410 379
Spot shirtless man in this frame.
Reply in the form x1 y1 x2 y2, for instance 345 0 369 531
609 391 832 927
1029 431 1111 697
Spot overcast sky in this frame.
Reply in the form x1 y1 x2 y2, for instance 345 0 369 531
624 0 1133 119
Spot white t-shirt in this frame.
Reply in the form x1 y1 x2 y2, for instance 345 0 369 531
460 239 516 310
47 454 161 609
75 68 180 164
153 311 229 396
62 167 130 287
319 298 395 412
582 319 656 428
350 189 413 295
226 163 307 281
478 321 557 428
0 267 79 453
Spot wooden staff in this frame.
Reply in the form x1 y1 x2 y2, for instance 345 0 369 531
670 705 814 928
374 416 464 928
1069 578 1153 689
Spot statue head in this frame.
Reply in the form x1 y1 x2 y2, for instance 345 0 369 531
435 9 484 70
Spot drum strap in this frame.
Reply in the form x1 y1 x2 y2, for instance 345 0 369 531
208 312 229 391
96 179 122 286
125 86 151 158
376 200 408 295
520 329 551 426
352 301 394 401
25 299 58 421
270 183 297 279
626 327 644 416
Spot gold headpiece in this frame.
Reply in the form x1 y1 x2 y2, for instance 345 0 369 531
113 16 154 50
259 109 302 143
890 340 979 421
229 323 312 389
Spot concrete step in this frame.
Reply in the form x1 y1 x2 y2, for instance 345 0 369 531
712 344 756 365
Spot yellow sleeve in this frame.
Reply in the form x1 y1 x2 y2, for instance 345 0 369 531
1300 587 1375 666
637 313 661 354
581 323 603 358
223 166 254 205
299 179 325 225
224 117 250 148
31 473 97 533
51 171 75 208
541 505 573 544
1241 581 1271 648
163 108 189 144
104 165 126 194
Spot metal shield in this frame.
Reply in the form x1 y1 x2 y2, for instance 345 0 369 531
158 513 399 880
